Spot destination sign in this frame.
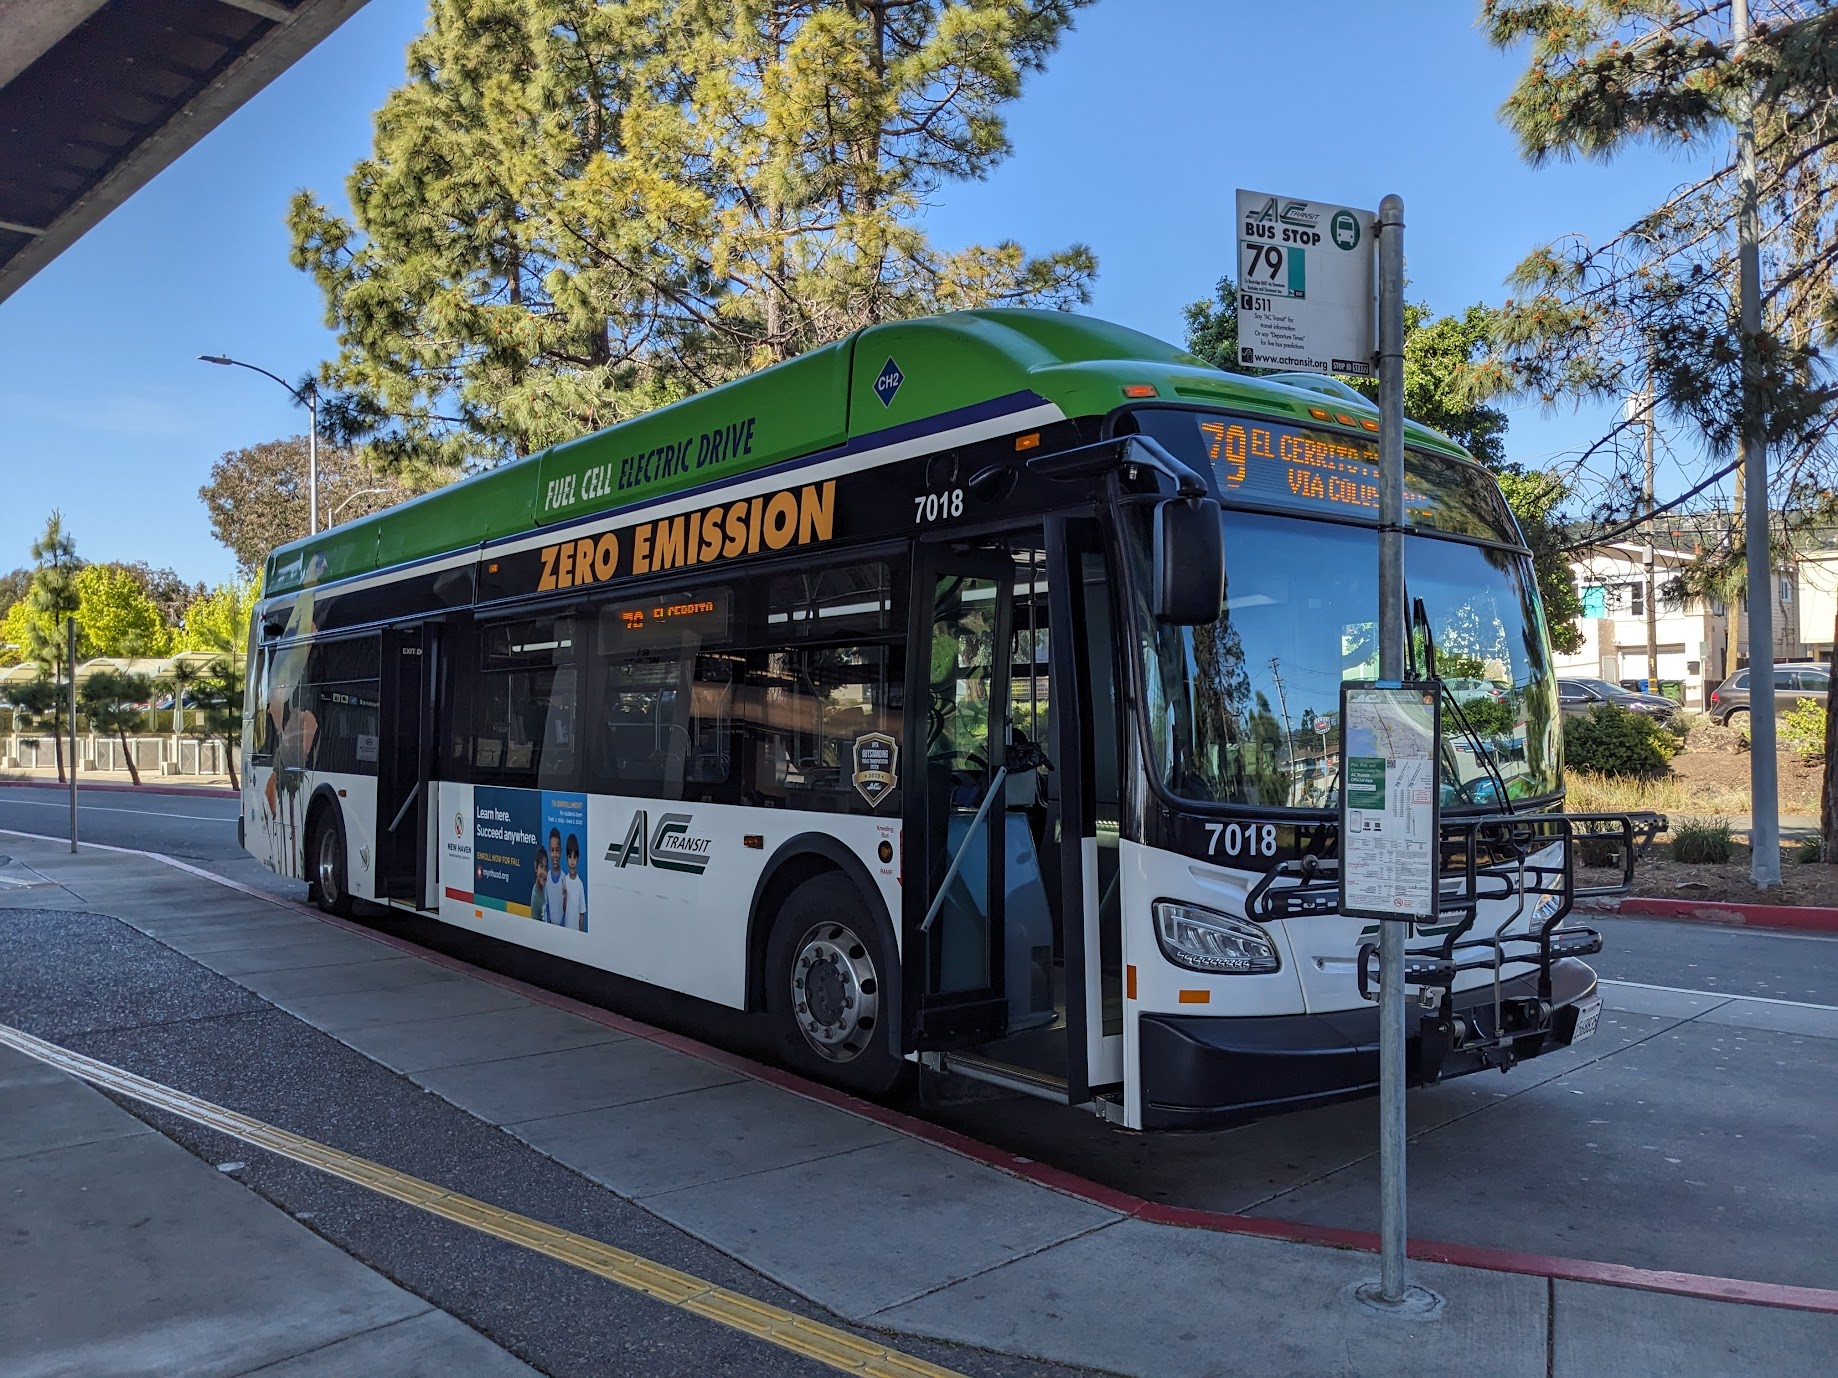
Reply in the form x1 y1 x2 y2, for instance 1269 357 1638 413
602 588 731 649
1194 417 1431 520
1130 408 1520 544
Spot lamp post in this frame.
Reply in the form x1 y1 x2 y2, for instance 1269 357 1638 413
329 487 393 524
199 355 320 535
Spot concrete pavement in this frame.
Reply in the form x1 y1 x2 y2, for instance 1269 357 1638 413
0 1041 539 1378
2 831 1835 1376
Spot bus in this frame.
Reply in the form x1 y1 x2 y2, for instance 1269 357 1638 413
241 310 1642 1131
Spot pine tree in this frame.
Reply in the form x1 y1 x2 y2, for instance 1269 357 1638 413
1482 0 1838 867
290 0 1097 477
24 513 82 784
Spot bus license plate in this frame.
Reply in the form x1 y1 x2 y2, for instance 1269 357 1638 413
1571 996 1603 1044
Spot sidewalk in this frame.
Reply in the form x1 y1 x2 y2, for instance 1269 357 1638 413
0 1041 536 1376
0 769 236 796
3 831 1834 1377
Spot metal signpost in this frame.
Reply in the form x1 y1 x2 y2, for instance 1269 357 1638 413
1237 190 1426 1309
66 616 78 853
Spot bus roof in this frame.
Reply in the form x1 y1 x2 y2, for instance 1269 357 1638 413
263 309 1469 596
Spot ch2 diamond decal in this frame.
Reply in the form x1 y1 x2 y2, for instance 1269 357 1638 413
873 356 904 408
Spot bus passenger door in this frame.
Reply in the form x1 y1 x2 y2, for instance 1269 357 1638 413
903 541 1015 1048
377 624 436 906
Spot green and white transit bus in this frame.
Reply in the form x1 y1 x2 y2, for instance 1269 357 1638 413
242 310 1639 1130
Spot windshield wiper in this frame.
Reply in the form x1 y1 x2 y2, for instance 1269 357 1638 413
1412 596 1514 814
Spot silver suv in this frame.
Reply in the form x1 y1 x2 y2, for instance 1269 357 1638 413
1708 663 1830 726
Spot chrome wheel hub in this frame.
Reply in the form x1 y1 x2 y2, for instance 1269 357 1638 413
316 827 340 902
790 921 879 1063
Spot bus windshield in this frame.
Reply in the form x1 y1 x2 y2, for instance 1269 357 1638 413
1126 506 1562 810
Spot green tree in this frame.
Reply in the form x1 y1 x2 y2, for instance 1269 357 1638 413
0 598 30 666
24 513 82 784
290 0 1098 476
189 666 245 791
0 567 30 615
178 579 261 657
8 678 60 751
1184 279 1582 652
199 437 416 575
74 563 170 658
115 562 205 631
80 670 153 787
1481 0 1838 869
174 578 259 790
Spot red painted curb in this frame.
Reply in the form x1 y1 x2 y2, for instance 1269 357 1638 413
0 778 238 801
10 825 1838 1318
1602 896 1838 933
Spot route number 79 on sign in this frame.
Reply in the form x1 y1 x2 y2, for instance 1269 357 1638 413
1234 190 1375 378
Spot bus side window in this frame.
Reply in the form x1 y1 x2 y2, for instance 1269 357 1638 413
251 647 275 766
466 616 577 789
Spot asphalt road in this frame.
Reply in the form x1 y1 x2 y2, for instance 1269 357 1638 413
7 781 1835 1291
0 784 303 900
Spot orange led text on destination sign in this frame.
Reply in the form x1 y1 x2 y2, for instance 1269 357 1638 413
1198 420 1426 513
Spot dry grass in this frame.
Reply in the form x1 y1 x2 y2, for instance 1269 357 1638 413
1563 771 1729 816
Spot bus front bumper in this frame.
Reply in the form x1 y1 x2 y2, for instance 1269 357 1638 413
1137 958 1600 1131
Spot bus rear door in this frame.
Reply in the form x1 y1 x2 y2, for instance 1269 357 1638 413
376 623 437 907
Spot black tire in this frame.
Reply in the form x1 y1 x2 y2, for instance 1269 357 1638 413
1724 707 1749 731
764 873 908 1097
308 806 354 918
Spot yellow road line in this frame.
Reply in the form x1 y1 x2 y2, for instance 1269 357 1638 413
0 1022 962 1378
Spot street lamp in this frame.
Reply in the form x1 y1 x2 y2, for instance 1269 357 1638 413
329 487 393 524
199 354 320 535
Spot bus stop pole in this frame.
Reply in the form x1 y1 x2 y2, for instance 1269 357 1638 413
1374 194 1408 1303
67 617 78 854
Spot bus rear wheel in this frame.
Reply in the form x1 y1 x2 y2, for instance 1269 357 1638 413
309 808 354 918
765 874 906 1097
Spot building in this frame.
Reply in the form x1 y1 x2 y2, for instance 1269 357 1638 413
1555 541 1730 708
1797 545 1838 665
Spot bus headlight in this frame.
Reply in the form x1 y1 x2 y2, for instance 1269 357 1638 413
1152 901 1280 975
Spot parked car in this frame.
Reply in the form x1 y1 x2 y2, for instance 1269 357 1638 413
1707 663 1830 726
1441 676 1507 704
1556 677 1677 724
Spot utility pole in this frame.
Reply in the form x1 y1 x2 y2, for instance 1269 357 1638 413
1734 0 1780 889
1268 656 1296 790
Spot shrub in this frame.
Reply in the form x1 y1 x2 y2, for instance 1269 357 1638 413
1780 698 1827 762
1667 710 1699 740
1672 817 1734 864
1563 703 1678 777
1795 836 1824 864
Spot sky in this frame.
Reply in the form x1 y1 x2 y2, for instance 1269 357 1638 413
0 0 1719 588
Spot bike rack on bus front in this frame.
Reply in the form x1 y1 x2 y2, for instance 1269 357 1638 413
1245 809 1665 1080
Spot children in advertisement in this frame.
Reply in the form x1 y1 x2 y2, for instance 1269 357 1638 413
471 786 588 931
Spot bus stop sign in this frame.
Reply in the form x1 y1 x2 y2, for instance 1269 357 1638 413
1235 190 1375 377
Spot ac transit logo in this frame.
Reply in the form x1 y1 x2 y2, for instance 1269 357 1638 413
1244 196 1320 230
606 810 714 875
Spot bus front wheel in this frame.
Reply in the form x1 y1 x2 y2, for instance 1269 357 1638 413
309 807 354 918
765 874 906 1097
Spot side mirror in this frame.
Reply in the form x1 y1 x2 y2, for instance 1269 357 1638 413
1152 496 1224 625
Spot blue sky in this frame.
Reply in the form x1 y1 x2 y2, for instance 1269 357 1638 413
0 0 1715 586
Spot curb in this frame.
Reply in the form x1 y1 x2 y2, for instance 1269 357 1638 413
0 778 239 801
1592 895 1838 934
6 825 1838 1319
